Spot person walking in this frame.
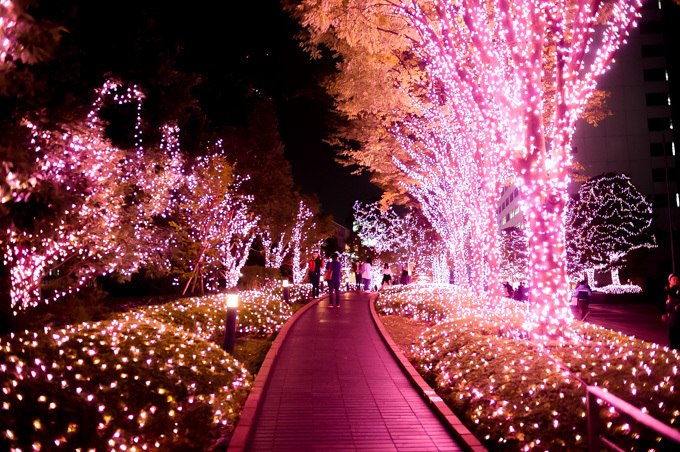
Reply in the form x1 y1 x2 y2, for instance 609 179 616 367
361 257 373 291
662 273 680 349
307 250 323 299
354 261 362 291
572 280 592 320
327 252 342 308
381 263 393 289
400 263 409 285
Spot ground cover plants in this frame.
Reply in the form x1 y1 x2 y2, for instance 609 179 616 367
0 284 312 451
376 285 680 451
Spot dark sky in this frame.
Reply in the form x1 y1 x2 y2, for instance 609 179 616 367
222 1 384 226
156 0 386 226
36 0 382 227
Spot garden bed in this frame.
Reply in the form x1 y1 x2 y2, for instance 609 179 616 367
376 285 680 451
0 284 312 451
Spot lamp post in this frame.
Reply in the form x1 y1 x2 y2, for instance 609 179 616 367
282 279 290 304
223 290 239 354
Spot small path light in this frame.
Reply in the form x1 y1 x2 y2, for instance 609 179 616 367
223 290 239 354
282 279 290 304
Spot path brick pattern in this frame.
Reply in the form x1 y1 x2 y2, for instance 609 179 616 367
245 292 463 451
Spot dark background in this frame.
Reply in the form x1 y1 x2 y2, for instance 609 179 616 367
32 0 382 226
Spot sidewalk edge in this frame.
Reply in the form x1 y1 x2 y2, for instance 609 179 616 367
227 295 326 452
368 293 488 452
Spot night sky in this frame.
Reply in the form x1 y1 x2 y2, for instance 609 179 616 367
30 0 382 227
70 0 384 226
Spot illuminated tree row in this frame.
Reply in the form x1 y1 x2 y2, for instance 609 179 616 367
352 201 447 283
294 0 643 328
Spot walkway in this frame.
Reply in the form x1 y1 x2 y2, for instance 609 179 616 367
240 291 464 451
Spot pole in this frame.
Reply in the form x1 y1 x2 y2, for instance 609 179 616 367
223 291 239 353
663 137 675 273
223 307 237 353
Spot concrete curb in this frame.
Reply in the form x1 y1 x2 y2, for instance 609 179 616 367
368 293 488 452
227 295 326 452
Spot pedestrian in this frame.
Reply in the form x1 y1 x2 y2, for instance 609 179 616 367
572 280 592 320
307 250 323 299
662 273 680 349
381 263 393 289
354 261 362 291
323 257 333 291
327 252 342 308
514 282 525 302
361 257 373 291
400 264 409 285
503 281 514 298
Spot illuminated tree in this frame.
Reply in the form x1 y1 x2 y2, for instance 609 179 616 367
292 0 643 326
3 81 183 313
172 152 258 294
566 173 655 286
499 227 529 286
353 201 447 282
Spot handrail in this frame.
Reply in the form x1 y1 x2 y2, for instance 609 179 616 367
587 385 680 450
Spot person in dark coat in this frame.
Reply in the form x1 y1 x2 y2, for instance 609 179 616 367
663 273 680 350
327 252 343 308
307 251 323 298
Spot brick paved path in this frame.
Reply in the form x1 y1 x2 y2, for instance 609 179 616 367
245 291 463 452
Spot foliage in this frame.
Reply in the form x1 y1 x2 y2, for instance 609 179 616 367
0 317 251 451
376 285 680 451
566 173 656 279
171 152 258 295
498 227 529 286
0 283 314 450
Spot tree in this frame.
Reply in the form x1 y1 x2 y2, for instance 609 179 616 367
291 0 643 327
566 173 656 285
172 152 258 294
499 227 529 286
3 80 183 314
352 201 445 282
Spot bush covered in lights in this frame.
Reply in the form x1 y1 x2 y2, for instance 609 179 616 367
0 284 312 450
0 318 250 451
376 285 680 451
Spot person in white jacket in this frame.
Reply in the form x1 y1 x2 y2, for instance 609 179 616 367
360 257 373 291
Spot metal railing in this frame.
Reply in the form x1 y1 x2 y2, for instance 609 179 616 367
587 385 680 451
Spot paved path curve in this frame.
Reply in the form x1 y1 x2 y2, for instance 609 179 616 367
242 291 464 451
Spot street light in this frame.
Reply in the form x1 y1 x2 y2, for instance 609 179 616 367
223 290 239 353
282 279 290 304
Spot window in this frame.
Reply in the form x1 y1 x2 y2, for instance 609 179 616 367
644 68 667 81
651 142 670 156
652 168 666 182
639 21 662 33
654 194 669 208
648 117 671 131
646 93 669 106
642 45 665 58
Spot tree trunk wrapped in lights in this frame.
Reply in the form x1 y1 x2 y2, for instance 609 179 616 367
292 0 643 327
